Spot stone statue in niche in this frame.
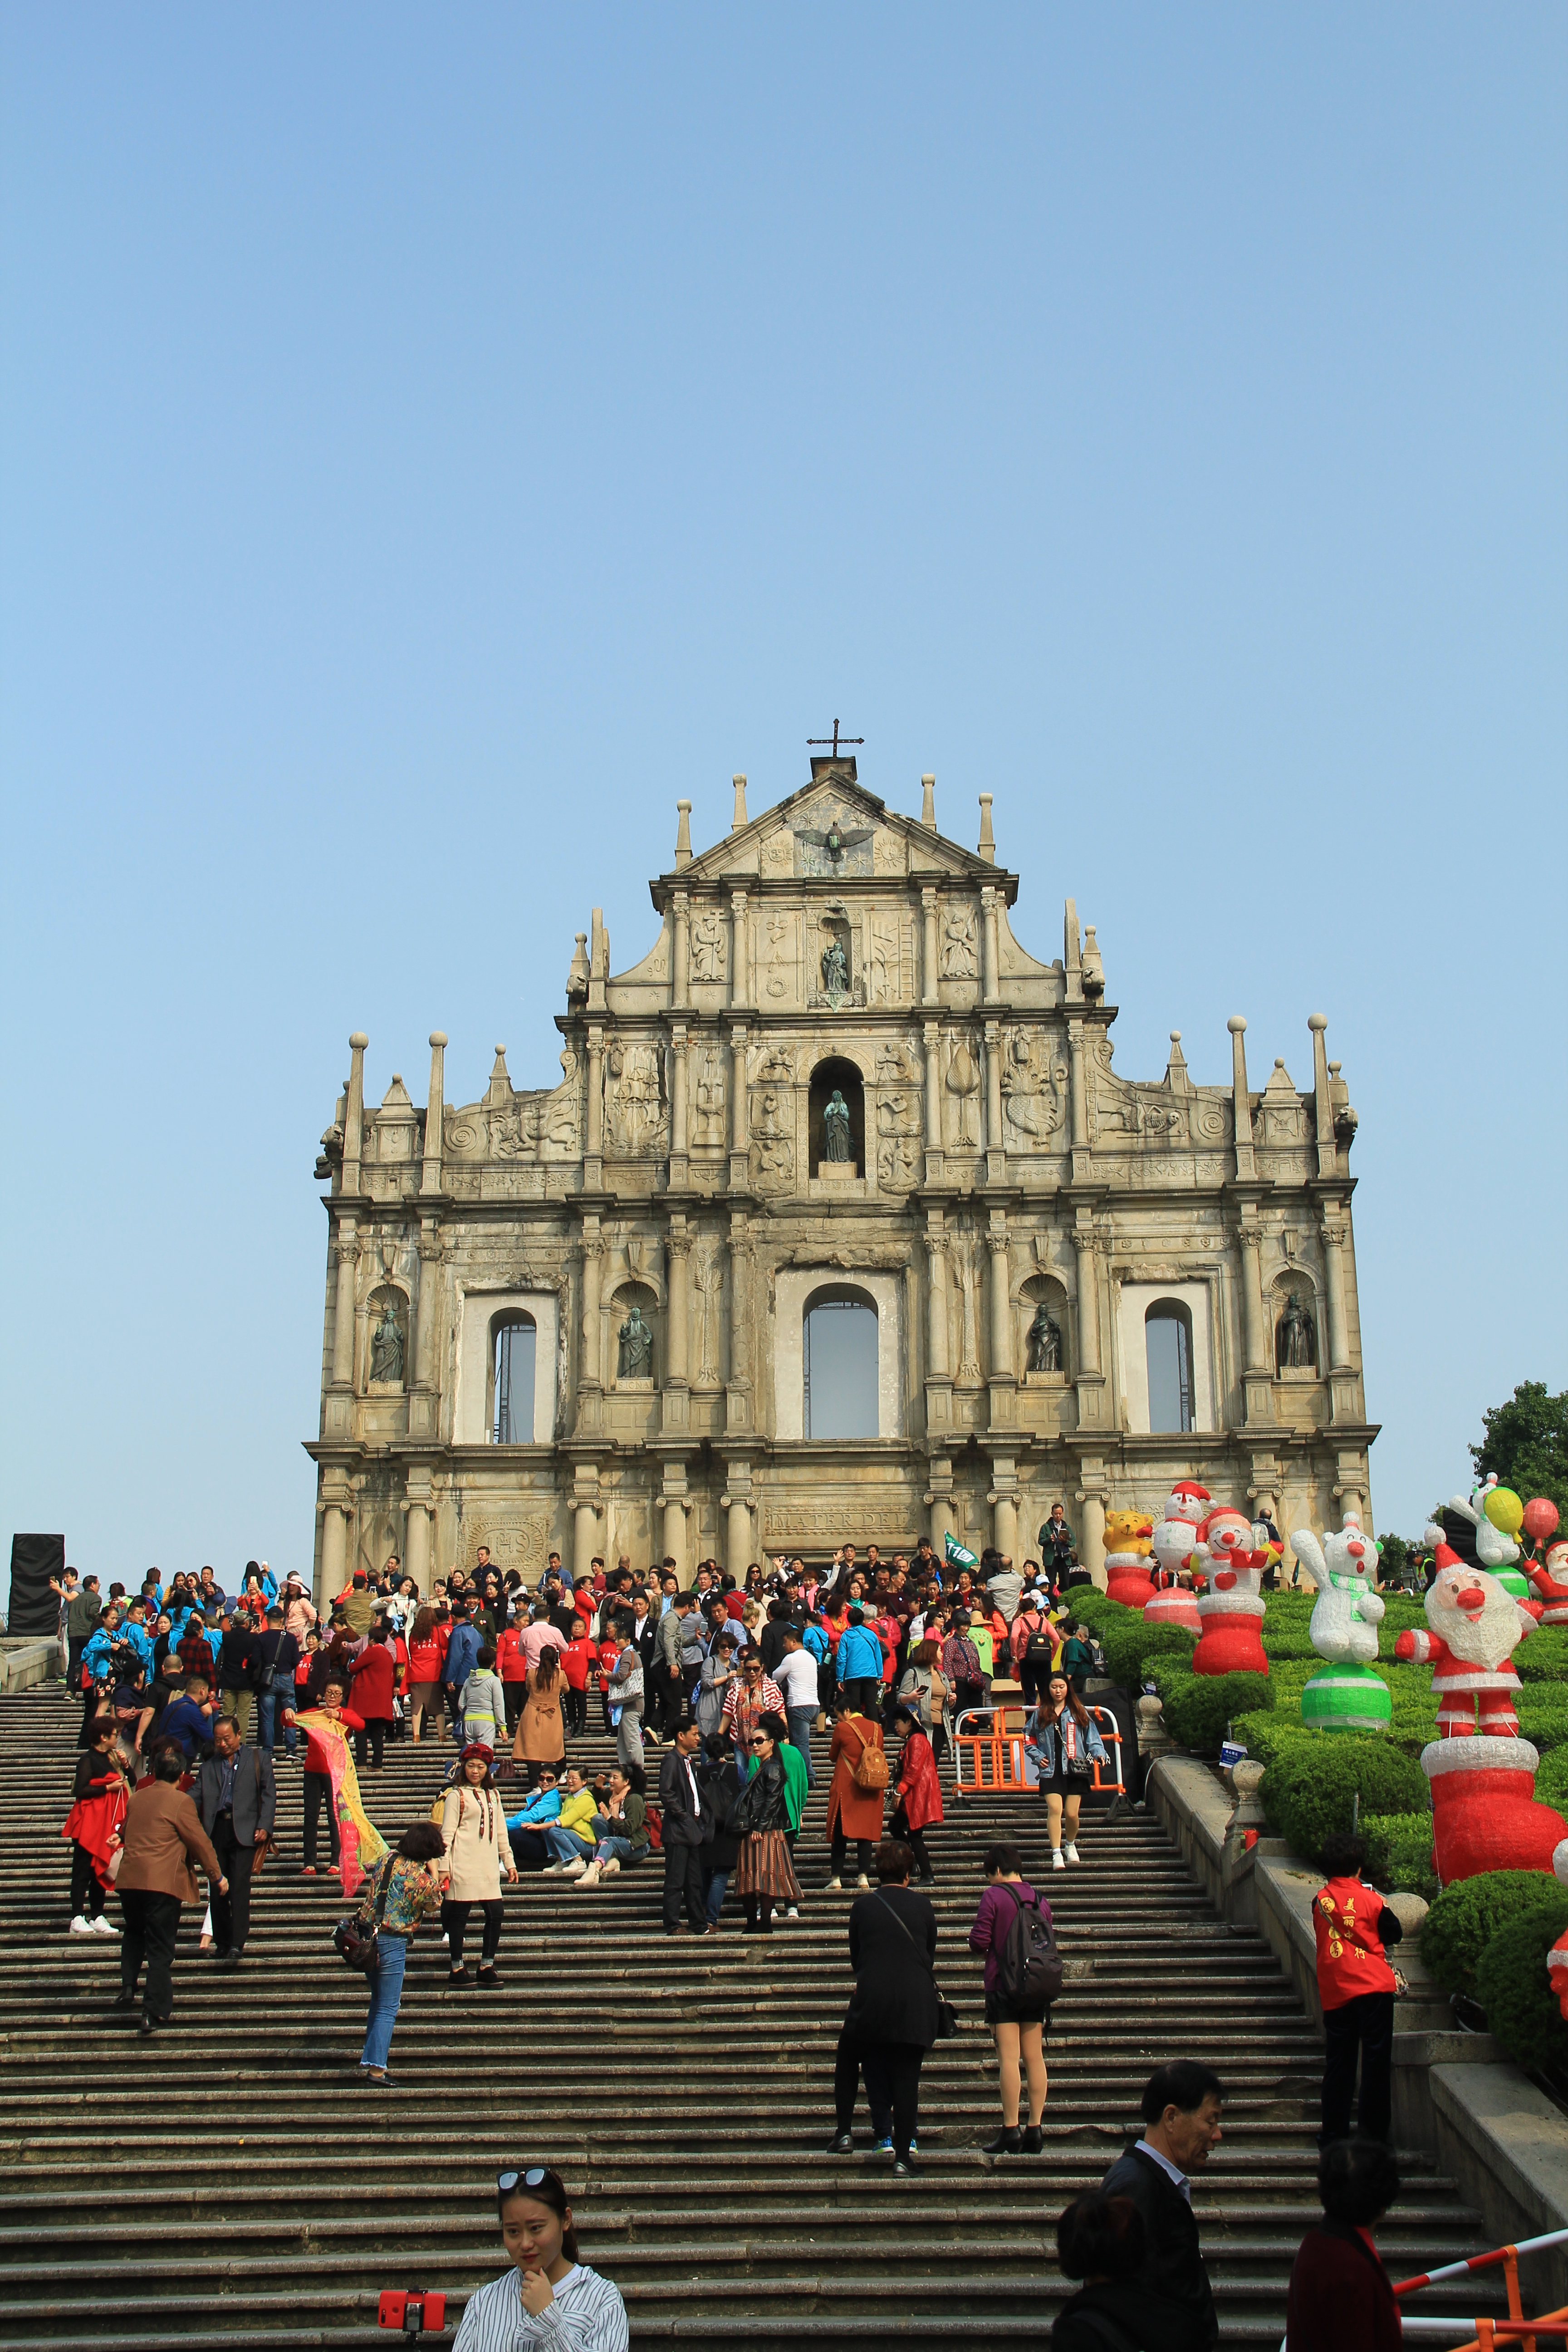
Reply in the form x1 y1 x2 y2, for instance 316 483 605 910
820 936 851 1008
1025 1303 1063 1374
691 908 726 981
370 1300 406 1385
941 904 978 978
822 1089 853 1163
1277 1292 1316 1372
617 1304 654 1379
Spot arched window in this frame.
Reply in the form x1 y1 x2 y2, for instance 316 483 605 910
1144 1301 1194 1434
808 1056 866 1176
804 1284 879 1438
490 1313 537 1443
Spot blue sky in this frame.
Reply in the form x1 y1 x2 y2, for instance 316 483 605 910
2 6 1563 1596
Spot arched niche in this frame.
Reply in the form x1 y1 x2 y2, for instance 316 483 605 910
1273 1274 1321 1375
1144 1298 1195 1434
1016 1274 1070 1379
809 1055 866 1176
365 1284 409 1389
488 1310 537 1442
803 1282 880 1439
609 1280 660 1386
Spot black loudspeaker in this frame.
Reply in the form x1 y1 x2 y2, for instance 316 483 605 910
8 1534 65 1637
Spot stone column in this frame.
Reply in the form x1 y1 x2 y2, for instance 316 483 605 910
666 1223 691 1387
342 1032 368 1194
1320 1213 1351 1371
927 1457 956 1550
584 1029 604 1168
420 1033 446 1195
405 1495 432 1592
1073 1225 1101 1380
922 1022 943 1147
729 1025 750 1186
984 1019 1004 1175
1238 1220 1271 1427
1067 1020 1088 1152
320 1497 349 1602
992 1485 1019 1562
921 887 939 1005
578 1222 603 1392
331 1224 359 1387
672 892 690 1009
573 1495 600 1586
669 1026 689 1159
409 1229 441 1439
727 1214 749 1388
980 885 1001 1003
1229 1016 1256 1180
1308 1011 1335 1179
926 1232 950 1378
988 1223 1012 1380
1080 1493 1107 1584
726 1490 752 1581
730 888 749 1007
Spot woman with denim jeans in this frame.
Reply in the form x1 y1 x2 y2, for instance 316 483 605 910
358 1822 445 2090
573 1765 648 1891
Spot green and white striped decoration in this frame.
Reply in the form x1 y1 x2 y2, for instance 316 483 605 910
1300 1662 1392 1735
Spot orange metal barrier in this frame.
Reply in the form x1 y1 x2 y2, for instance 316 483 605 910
1391 2224 1568 2352
952 1703 1125 1797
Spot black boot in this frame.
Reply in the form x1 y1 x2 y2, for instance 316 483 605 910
981 2125 1023 2156
1020 2124 1044 2154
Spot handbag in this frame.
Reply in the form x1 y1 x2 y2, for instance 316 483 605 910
250 1750 279 1878
872 1890 961 2038
333 1855 395 1971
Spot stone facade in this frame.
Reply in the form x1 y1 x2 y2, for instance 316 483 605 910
304 760 1377 1599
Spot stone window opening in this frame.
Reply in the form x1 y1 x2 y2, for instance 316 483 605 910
1144 1301 1194 1434
808 1056 865 1176
803 1284 879 1439
490 1313 537 1443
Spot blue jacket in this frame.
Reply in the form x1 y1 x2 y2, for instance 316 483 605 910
506 1788 562 1830
835 1624 883 1683
803 1622 833 1670
1024 1710 1107 1781
82 1628 118 1683
120 1622 155 1674
160 1695 216 1759
442 1622 483 1687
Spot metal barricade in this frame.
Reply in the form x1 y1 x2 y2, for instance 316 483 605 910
1387 2224 1568 2352
952 1703 1125 1797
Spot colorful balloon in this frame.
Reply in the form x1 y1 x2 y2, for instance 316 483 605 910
1523 1497 1562 1546
1485 1485 1525 1535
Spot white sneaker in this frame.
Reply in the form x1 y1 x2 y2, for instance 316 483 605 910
1051 1849 1066 1870
824 1877 843 1892
541 1862 564 1876
786 1906 800 1920
69 1915 93 1936
560 1858 588 1880
576 1864 602 1889
1063 1842 1080 1864
601 1857 621 1877
91 1915 119 1936
855 1875 871 1890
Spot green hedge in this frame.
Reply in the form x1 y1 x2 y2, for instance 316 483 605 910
1536 1745 1568 1810
1362 1812 1439 1900
1260 1738 1428 1867
1156 1669 1273 1754
1515 1627 1568 1686
1099 1615 1195 1688
1421 1871 1568 1997
1474 1896 1568 2073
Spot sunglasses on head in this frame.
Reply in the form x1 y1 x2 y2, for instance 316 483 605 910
497 2166 555 2194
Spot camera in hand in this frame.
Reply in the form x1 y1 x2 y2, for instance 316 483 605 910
377 2289 446 2337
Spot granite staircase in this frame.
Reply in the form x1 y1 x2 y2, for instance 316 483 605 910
0 1684 1497 2347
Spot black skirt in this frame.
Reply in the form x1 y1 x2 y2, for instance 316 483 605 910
986 1984 1050 2027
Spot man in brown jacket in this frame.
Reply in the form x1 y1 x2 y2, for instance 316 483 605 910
114 1744 226 2036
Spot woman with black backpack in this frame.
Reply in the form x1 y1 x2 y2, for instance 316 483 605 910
968 1841 1054 2155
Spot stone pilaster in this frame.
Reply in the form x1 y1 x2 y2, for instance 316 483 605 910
723 1463 754 1580
663 1219 690 1431
671 889 690 1008
1072 1210 1104 1427
728 1025 750 1189
926 1456 956 1550
921 887 939 1005
342 1032 368 1194
980 883 1001 1002
730 888 750 1007
1229 1017 1256 1180
408 1226 441 1439
726 1210 752 1433
584 1027 604 1186
984 1018 1005 1181
989 1454 1019 1560
668 1024 689 1187
987 1210 1014 1429
1067 1019 1090 1182
420 1032 446 1196
1237 1215 1273 1428
924 1222 952 1432
922 1018 944 1184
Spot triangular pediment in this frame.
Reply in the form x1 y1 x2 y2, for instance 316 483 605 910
669 767 1001 889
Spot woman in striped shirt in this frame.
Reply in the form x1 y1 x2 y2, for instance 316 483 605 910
453 2165 628 2352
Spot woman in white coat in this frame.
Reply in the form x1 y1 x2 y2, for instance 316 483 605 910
440 1746 516 1988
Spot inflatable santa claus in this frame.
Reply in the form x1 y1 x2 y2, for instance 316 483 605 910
1142 1481 1210 1635
1530 1543 1568 1628
1395 1550 1568 1883
1189 1505 1271 1677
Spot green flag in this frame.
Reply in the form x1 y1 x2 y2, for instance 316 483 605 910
943 1532 979 1570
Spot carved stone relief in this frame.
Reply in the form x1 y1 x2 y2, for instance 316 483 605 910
1000 1025 1067 1145
692 1048 726 1146
943 1032 982 1148
749 1090 795 1192
940 903 978 979
605 1040 668 1155
690 907 727 982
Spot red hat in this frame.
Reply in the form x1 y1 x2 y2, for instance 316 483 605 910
459 1742 494 1766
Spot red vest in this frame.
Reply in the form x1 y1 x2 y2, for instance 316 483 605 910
1313 1876 1396 2006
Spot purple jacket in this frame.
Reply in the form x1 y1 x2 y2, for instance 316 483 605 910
968 1878 1050 1990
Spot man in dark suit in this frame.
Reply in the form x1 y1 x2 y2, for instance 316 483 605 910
196 1715 276 1967
657 1716 710 1936
1100 2060 1225 2352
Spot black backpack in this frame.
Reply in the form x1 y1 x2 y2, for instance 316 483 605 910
995 1882 1064 2006
1024 1623 1056 1665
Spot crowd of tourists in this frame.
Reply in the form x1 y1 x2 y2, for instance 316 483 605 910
48 1527 1405 2347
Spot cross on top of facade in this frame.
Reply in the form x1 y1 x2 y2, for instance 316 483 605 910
807 721 863 760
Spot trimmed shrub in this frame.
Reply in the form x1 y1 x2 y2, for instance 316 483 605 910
1421 1870 1568 1997
1099 1615 1195 1690
1515 1627 1568 1686
1517 1692 1568 1754
1229 1709 1308 1768
1260 1738 1427 1866
1474 1896 1568 2073
1536 1744 1568 1810
1362 1812 1439 1901
1160 1670 1273 1754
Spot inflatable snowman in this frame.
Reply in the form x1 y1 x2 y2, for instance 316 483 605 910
1396 1549 1568 1882
1143 1481 1210 1634
1190 1505 1270 1677
1438 1474 1536 1607
1290 1511 1391 1733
